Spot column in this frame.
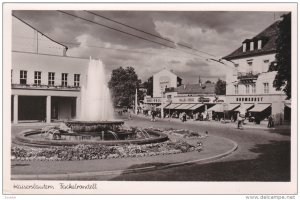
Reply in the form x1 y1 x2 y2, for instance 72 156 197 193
76 96 81 119
205 104 207 112
161 104 164 119
46 96 51 123
13 95 18 124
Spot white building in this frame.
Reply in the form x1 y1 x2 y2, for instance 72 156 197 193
152 69 182 98
223 20 290 124
11 15 89 123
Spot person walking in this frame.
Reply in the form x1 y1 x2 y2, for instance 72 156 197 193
237 112 242 129
268 115 274 128
151 110 156 122
182 112 187 122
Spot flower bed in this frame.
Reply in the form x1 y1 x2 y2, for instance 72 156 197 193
11 139 203 161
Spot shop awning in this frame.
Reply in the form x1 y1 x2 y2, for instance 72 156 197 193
225 103 240 111
174 104 192 110
165 103 181 109
189 104 204 110
248 104 271 112
208 104 223 112
156 103 171 109
236 104 254 113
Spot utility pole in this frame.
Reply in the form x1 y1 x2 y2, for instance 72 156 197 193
135 88 138 115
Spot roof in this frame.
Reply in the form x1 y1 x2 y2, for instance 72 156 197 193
223 20 280 60
175 83 215 94
12 14 68 51
154 69 182 79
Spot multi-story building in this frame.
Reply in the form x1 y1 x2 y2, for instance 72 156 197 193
223 20 290 124
11 15 89 123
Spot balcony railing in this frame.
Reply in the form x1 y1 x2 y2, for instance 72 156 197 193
11 83 81 91
237 71 259 83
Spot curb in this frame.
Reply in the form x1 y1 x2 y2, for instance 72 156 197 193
12 136 238 180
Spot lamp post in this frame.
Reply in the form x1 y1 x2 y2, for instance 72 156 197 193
135 87 138 115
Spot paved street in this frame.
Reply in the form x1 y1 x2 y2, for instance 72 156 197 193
109 115 291 181
11 115 291 181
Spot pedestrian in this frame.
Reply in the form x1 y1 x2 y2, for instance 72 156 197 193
237 112 242 129
182 112 187 122
268 115 274 128
151 110 156 122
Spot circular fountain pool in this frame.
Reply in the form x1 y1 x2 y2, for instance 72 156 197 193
15 121 168 147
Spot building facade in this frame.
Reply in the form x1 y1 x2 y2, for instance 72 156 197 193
11 15 89 124
223 20 290 124
152 69 182 98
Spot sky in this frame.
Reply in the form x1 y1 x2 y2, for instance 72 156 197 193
12 10 287 84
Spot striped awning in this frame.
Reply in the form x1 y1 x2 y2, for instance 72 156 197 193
165 103 181 109
236 104 254 113
156 103 171 109
225 104 240 111
174 104 191 110
208 104 223 112
189 104 204 110
248 104 271 112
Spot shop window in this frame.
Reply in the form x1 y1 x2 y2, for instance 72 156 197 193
48 72 55 86
74 74 80 87
263 83 269 94
20 70 27 84
62 73 68 86
34 71 41 85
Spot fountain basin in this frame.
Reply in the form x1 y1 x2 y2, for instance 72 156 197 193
15 129 168 147
65 120 124 132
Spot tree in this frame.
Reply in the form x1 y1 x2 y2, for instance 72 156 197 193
108 67 142 108
272 13 291 99
215 79 226 95
205 80 212 84
142 76 153 97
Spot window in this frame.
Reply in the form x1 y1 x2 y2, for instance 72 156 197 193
236 98 238 101
250 42 254 51
34 71 41 85
264 59 269 63
258 40 262 49
234 85 239 94
252 84 256 94
247 59 253 66
246 85 250 94
234 63 239 67
239 98 241 101
74 74 80 87
242 43 247 52
263 83 269 94
62 73 68 86
48 72 55 86
20 70 27 84
251 98 253 101
242 98 244 101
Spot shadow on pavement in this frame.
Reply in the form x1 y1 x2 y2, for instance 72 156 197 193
109 140 290 181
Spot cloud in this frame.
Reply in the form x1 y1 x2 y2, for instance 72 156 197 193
12 10 287 84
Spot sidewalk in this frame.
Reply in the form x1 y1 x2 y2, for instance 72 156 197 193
133 114 290 131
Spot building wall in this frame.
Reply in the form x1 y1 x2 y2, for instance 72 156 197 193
226 53 287 124
231 54 275 74
12 52 89 87
153 69 178 98
12 17 66 56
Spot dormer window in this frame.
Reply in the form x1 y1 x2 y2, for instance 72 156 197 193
258 40 262 50
250 42 254 51
242 43 247 52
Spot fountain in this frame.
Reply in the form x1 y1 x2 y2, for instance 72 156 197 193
15 58 168 147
